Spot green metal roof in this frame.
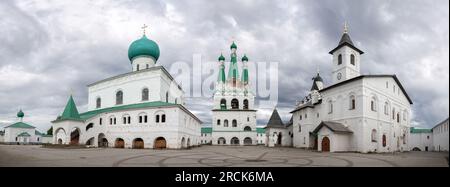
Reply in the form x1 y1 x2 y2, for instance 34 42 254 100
17 132 31 137
410 127 432 133
201 127 212 133
79 101 178 120
55 95 83 122
257 127 265 133
5 122 35 129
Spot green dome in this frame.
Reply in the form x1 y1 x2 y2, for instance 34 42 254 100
242 54 248 62
17 110 24 118
218 54 225 61
128 35 160 61
230 42 237 49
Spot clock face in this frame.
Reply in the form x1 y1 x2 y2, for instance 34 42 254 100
337 73 342 80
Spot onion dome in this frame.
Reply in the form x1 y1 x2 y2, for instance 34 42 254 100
128 35 160 61
242 54 248 62
230 42 237 49
218 54 225 61
17 110 24 118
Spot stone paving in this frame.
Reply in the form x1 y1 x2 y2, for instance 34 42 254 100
0 145 448 167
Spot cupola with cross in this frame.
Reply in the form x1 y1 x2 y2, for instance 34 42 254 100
128 24 160 72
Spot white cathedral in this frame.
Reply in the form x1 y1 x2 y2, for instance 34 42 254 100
211 42 258 145
51 30 202 149
290 25 413 153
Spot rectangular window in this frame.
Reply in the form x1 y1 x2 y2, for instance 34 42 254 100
139 116 142 123
128 116 131 124
144 116 148 123
123 117 126 124
99 118 102 125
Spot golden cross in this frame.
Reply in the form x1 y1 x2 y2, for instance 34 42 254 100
142 24 148 36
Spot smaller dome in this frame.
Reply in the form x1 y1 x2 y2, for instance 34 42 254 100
17 110 24 118
230 42 237 49
242 54 248 62
218 54 225 61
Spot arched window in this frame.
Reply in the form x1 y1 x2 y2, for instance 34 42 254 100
382 135 387 147
371 129 377 142
142 88 149 101
232 120 237 127
146 64 149 69
86 123 94 131
220 99 227 109
165 92 169 103
137 64 140 71
350 54 355 65
397 112 400 123
224 120 229 127
349 95 356 110
217 119 221 126
328 100 333 114
384 102 389 115
128 116 131 124
371 97 377 112
96 97 101 109
392 108 396 120
243 99 249 110
99 118 102 125
161 114 166 123
338 54 342 65
244 126 252 131
231 99 239 109
116 91 123 105
403 110 407 121
156 115 160 123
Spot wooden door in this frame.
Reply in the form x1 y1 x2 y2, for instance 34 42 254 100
115 140 124 148
322 137 330 152
134 140 144 149
155 139 166 149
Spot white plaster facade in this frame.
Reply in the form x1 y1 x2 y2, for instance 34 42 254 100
51 34 201 149
409 128 433 151
291 30 412 153
432 118 449 152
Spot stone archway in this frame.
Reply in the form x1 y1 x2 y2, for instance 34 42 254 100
181 137 186 148
70 128 81 145
218 137 226 145
98 133 108 147
154 137 166 149
244 137 252 145
322 137 330 152
231 137 240 145
187 138 191 148
86 137 95 146
133 138 144 149
115 138 125 148
55 128 66 145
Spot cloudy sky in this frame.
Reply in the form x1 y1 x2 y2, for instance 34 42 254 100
0 0 448 132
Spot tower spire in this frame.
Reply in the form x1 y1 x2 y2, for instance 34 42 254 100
343 21 348 34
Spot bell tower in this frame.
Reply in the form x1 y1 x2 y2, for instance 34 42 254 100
329 22 364 84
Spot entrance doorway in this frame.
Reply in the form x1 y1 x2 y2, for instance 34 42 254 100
154 137 167 149
322 137 330 152
231 137 240 145
133 138 144 149
244 137 252 145
115 138 125 148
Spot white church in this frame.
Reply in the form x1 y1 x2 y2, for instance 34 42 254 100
290 24 413 153
51 29 202 149
211 42 258 145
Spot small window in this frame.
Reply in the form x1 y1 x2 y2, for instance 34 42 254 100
128 116 131 124
397 113 400 123
123 117 127 124
382 135 387 147
386 82 389 88
350 54 355 65
139 116 143 123
142 88 149 101
96 97 101 108
299 115 302 120
247 117 250 122
305 113 307 119
349 95 356 110
99 118 102 125
217 119 221 125
231 99 239 109
338 54 342 65
116 91 123 105
224 120 229 127
371 129 377 142
156 115 160 123
232 120 237 127
162 114 166 123
317 113 319 118
328 100 333 114
165 92 169 103
146 64 149 69
144 115 147 123
220 99 227 110
114 118 116 124
298 125 301 132
137 64 140 71
243 99 249 109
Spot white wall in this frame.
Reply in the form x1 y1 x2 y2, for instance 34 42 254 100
432 119 449 152
409 132 433 151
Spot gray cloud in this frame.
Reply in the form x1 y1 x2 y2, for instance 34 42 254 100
0 0 448 132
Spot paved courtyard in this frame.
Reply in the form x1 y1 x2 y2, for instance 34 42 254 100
0 145 448 167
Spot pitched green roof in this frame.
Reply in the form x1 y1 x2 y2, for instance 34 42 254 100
257 127 265 133
5 122 35 129
17 132 31 137
79 101 178 120
56 95 83 122
410 127 432 133
201 127 212 133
